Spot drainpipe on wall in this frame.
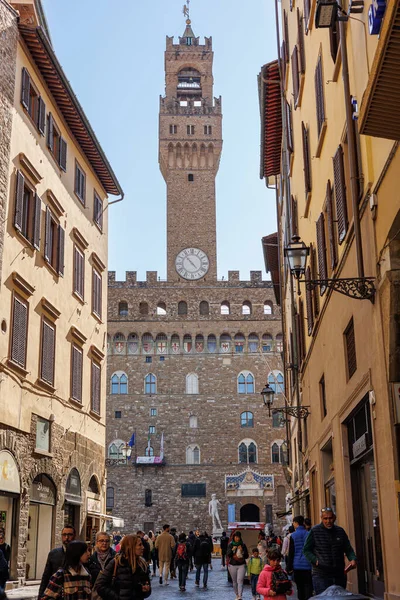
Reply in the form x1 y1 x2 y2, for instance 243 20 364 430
339 20 365 279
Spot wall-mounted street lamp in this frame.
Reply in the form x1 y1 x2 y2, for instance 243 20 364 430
315 0 364 28
261 381 310 419
284 236 375 301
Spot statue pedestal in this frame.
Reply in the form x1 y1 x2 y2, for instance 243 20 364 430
212 527 224 541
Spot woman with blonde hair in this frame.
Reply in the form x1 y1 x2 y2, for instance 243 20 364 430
95 535 151 600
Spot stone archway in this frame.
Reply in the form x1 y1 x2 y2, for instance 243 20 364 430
240 503 260 522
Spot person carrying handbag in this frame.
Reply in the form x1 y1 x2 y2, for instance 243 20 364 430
40 541 91 600
95 535 151 600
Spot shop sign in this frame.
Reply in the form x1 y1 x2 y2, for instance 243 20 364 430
368 0 386 35
87 498 101 514
353 433 367 459
0 450 20 494
30 474 56 505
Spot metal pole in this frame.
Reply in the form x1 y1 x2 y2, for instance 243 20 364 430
339 19 365 279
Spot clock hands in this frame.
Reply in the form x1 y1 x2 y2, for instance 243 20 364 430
186 257 197 269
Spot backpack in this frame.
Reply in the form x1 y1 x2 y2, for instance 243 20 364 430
176 542 188 561
199 539 210 558
271 568 292 595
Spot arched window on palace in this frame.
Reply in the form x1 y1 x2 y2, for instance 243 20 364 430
186 373 199 394
268 370 284 394
234 333 245 353
178 301 188 315
108 440 126 460
200 301 209 315
145 373 156 394
207 334 217 353
264 301 273 315
189 415 198 428
238 440 257 464
262 334 273 352
248 333 259 353
271 440 288 465
145 446 154 457
221 301 230 315
119 301 128 317
186 445 200 465
139 302 149 316
111 371 128 395
238 371 255 394
157 302 167 316
240 411 254 428
242 301 252 315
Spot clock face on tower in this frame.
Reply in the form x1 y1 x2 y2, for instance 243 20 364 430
175 248 210 280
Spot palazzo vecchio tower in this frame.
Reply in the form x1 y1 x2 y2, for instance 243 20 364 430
106 14 289 534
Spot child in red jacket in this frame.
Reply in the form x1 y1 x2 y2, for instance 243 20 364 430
257 549 293 600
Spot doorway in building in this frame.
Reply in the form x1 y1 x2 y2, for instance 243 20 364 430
348 397 385 598
240 503 260 522
26 474 56 580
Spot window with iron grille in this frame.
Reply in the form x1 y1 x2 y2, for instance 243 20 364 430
21 67 46 136
47 113 67 171
71 344 83 403
106 486 114 509
14 171 41 250
44 206 64 276
74 161 86 205
40 318 55 386
315 55 325 138
10 294 28 369
92 268 102 319
91 360 101 414
345 318 357 379
73 246 84 300
93 192 103 230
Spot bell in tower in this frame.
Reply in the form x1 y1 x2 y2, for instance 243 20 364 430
159 14 222 282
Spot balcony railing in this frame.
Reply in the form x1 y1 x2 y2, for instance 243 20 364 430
160 96 222 116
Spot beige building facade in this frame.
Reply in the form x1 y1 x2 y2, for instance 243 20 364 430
0 0 122 584
260 1 400 599
106 19 290 534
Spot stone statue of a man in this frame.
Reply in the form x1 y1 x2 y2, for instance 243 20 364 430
209 493 223 531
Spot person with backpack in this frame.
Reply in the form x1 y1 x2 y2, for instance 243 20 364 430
227 530 249 600
95 534 151 600
257 549 292 600
220 531 229 569
40 541 91 600
175 533 191 591
187 531 196 572
286 516 312 600
193 532 212 589
247 547 263 600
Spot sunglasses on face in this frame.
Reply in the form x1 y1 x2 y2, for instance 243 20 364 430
321 507 333 513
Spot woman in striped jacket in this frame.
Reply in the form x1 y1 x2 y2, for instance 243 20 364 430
41 541 91 600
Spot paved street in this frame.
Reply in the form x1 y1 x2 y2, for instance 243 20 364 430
150 561 235 600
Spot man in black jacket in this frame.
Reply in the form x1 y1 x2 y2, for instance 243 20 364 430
220 531 228 569
38 525 76 597
193 533 212 589
303 508 357 594
87 532 115 586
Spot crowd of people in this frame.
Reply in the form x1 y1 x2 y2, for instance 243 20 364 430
0 507 357 600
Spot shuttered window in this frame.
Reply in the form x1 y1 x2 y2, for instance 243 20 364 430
10 294 28 368
333 145 348 243
291 46 300 105
299 299 306 362
345 318 357 379
286 102 294 155
91 360 101 415
305 266 314 335
40 318 55 386
302 122 312 195
93 192 103 230
71 344 83 403
47 113 67 170
315 55 325 138
283 11 289 62
316 213 328 295
291 195 298 237
75 162 86 205
14 171 41 249
73 246 85 299
310 243 320 316
297 9 306 74
329 18 340 62
325 180 338 270
92 268 102 319
44 207 64 276
21 68 46 136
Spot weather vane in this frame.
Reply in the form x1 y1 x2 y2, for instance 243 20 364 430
183 0 190 20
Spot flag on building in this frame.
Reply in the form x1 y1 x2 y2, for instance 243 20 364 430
160 432 164 459
128 433 135 447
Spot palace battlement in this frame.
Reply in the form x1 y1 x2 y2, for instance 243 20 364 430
108 270 273 289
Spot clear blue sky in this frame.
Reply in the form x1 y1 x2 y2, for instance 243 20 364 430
42 0 278 281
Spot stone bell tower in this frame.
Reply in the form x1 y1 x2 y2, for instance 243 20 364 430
159 18 223 282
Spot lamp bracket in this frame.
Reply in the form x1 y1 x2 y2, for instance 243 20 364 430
305 277 375 301
272 406 311 419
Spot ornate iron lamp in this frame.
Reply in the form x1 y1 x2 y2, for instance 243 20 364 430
284 236 375 301
315 0 339 27
261 382 275 415
261 381 310 419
